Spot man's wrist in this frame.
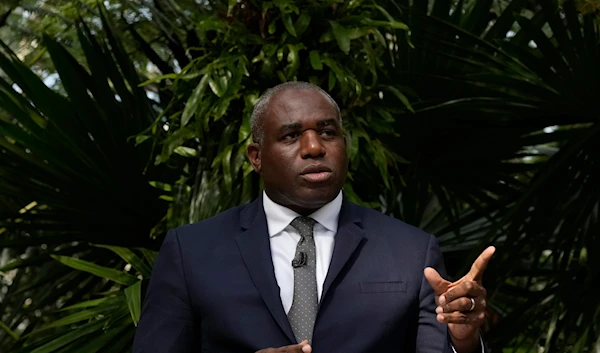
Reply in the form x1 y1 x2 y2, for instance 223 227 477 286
449 332 481 353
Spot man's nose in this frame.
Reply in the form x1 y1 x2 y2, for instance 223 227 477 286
300 130 326 159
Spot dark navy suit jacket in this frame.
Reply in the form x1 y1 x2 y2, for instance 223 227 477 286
133 195 455 352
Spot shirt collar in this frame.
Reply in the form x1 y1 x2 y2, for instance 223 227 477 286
262 190 343 237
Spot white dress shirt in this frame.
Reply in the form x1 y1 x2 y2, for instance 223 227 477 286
263 190 343 314
263 190 483 352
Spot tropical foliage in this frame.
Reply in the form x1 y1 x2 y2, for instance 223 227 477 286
0 0 598 352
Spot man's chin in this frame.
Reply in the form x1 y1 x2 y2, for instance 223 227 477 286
296 188 339 207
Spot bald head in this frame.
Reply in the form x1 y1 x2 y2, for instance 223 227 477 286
251 82 341 144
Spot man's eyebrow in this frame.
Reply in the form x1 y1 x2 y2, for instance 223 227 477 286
278 118 339 134
279 122 302 134
317 118 339 127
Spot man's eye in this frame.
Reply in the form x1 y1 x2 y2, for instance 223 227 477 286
284 132 300 140
320 130 335 136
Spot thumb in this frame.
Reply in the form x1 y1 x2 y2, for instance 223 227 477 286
296 340 311 353
424 267 450 295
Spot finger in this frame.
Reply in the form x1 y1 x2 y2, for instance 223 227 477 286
292 340 311 353
436 297 487 314
424 267 451 295
288 340 310 353
256 341 310 353
467 246 496 281
439 281 486 306
436 311 485 324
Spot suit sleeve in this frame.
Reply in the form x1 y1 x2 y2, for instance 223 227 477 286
415 234 454 353
133 229 197 353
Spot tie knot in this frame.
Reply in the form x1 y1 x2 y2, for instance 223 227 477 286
290 216 317 237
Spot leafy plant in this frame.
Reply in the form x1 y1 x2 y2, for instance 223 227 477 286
0 7 168 351
392 0 600 351
8 245 155 353
134 0 420 231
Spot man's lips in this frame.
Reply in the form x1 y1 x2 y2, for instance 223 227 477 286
300 164 333 175
302 171 332 182
300 165 333 182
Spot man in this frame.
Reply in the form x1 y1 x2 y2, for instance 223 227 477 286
133 82 495 353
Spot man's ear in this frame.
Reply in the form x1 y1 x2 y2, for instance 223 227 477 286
246 142 262 173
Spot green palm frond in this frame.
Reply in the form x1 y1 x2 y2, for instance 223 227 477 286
398 1 599 351
0 6 167 351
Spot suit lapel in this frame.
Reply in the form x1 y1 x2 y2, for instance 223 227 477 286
235 196 296 343
321 198 366 301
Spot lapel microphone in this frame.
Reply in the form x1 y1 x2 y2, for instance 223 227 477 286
291 251 307 268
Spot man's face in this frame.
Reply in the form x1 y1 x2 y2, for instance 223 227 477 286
247 88 348 214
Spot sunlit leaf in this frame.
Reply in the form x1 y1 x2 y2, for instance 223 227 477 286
174 146 199 158
282 13 297 37
124 281 142 326
51 255 138 286
309 50 323 71
0 320 19 341
182 75 209 127
92 244 154 278
330 21 351 54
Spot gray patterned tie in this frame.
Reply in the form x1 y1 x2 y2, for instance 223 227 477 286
288 216 318 344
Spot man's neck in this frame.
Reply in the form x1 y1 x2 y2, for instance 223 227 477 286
262 190 343 237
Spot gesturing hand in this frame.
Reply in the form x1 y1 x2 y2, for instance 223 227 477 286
256 340 312 353
424 246 495 352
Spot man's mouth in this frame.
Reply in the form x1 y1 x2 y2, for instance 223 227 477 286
302 171 332 182
300 165 333 182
